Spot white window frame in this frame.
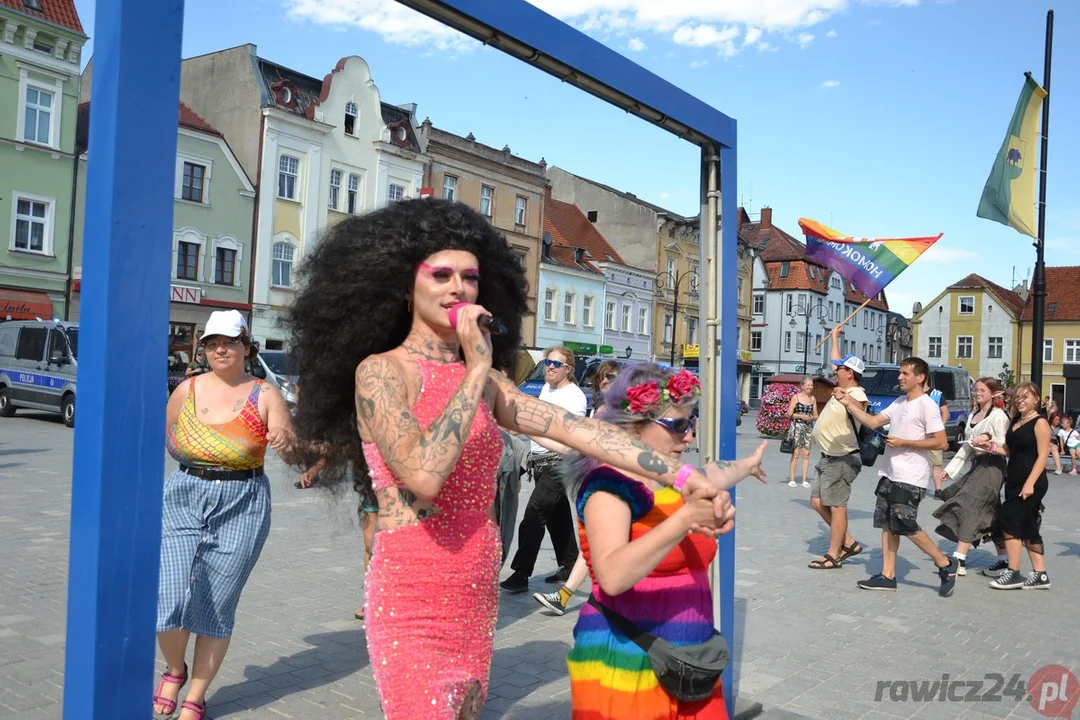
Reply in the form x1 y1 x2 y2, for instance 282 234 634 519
956 335 973 359
1065 339 1080 364
582 295 594 327
563 291 576 324
605 301 616 330
271 237 297 289
687 318 698 345
621 304 631 333
515 196 527 226
174 151 213 204
10 192 55 256
543 288 556 321
751 330 762 352
987 336 1003 360
663 313 673 343
784 331 791 353
666 258 676 288
638 307 648 335
329 169 342 210
387 183 405 203
752 293 764 315
210 236 242 288
443 174 457 202
1044 339 1054 363
344 101 358 136
796 332 806 353
958 295 975 315
278 155 300 200
347 174 360 214
172 227 206 282
928 336 942 359
479 185 494 217
17 71 62 149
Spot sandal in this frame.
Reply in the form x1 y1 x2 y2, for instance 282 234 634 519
179 700 206 720
152 663 188 716
808 554 842 569
838 541 863 561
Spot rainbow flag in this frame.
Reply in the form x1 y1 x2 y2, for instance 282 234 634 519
799 218 942 299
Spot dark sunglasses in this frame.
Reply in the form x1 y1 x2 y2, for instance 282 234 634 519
542 359 567 369
653 416 698 435
603 373 618 382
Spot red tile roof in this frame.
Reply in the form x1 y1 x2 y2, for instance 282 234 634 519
1 0 84 34
1020 266 1080 322
179 103 222 137
544 245 601 274
947 273 1026 318
543 196 624 275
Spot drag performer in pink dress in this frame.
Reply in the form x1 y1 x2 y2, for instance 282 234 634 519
285 199 758 718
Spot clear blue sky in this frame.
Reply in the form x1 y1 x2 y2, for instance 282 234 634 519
74 0 1078 316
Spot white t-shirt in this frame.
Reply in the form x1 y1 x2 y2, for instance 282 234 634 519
1063 428 1080 449
531 382 587 454
878 393 946 489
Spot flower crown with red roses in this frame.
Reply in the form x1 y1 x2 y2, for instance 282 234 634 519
621 369 702 417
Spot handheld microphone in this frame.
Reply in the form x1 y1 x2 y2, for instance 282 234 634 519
448 302 507 336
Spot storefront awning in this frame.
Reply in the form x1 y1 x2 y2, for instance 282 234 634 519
0 288 54 321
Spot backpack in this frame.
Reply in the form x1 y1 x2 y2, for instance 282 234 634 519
845 406 886 467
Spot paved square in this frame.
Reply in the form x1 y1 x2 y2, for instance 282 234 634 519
1 410 1076 719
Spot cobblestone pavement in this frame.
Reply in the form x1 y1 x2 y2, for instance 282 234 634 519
1 410 1077 719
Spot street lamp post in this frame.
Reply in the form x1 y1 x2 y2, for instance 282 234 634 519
655 268 700 367
788 299 829 375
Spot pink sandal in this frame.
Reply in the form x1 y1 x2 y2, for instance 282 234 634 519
152 663 188 716
180 700 206 720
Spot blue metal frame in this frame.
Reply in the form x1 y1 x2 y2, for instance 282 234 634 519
64 0 738 716
62 1 184 718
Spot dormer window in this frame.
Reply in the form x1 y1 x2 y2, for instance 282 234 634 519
24 0 43 10
344 102 357 136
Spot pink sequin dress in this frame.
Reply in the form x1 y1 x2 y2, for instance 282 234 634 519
362 359 503 718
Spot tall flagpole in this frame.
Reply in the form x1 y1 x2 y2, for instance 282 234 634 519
1030 9 1052 387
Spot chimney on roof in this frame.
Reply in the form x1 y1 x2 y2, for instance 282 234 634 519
760 207 773 228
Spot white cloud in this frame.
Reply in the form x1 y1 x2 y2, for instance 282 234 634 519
826 28 838 37
924 246 979 263
822 79 841 88
628 36 647 51
796 31 815 48
283 0 919 57
690 59 709 69
757 41 778 52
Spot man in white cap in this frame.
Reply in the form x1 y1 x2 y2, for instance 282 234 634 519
807 326 868 570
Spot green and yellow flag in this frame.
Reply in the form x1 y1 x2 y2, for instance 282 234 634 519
976 73 1047 237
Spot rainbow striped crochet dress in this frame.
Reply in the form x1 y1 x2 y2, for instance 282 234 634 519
567 466 728 720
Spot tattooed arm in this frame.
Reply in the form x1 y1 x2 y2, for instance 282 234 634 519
487 371 764 494
356 353 488 501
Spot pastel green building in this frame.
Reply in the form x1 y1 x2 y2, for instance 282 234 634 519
0 0 86 320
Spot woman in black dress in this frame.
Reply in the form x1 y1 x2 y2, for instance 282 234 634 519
973 382 1051 590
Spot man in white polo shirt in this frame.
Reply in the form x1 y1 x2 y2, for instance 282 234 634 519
836 356 959 597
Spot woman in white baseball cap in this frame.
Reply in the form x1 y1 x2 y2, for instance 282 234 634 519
153 309 295 720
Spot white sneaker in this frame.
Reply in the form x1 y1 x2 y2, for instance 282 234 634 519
801 481 811 488
788 480 798 487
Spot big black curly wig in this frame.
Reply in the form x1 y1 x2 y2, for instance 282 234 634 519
285 197 531 498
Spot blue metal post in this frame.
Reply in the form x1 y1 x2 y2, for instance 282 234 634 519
62 1 185 717
718 131 738 718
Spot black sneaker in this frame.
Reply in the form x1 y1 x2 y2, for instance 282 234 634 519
544 566 572 584
1022 571 1051 590
979 559 1009 578
533 590 567 615
988 568 1024 590
956 558 967 576
857 574 898 591
500 571 529 594
937 558 958 597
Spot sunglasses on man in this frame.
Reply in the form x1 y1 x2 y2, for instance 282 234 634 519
542 359 568 369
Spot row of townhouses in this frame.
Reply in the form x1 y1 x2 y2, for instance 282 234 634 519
912 270 1080 416
4 0 916 406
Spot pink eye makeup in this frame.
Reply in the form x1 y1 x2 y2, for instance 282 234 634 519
419 262 481 282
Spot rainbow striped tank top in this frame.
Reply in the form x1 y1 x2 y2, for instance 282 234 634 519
166 379 268 470
567 466 727 719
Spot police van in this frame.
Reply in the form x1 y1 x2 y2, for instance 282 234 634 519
859 362 972 449
0 320 79 427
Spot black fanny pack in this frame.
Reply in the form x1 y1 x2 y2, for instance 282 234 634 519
587 595 729 702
